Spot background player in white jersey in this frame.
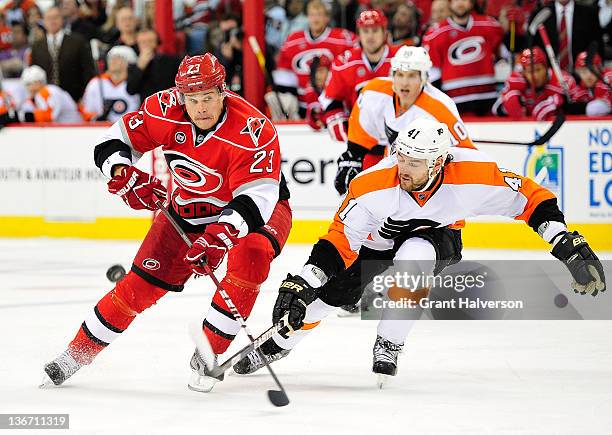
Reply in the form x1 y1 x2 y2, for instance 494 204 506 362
233 118 606 385
18 65 83 123
334 45 474 196
81 45 140 122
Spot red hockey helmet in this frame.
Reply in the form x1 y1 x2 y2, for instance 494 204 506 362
519 47 547 69
175 53 226 94
574 51 603 70
356 9 388 29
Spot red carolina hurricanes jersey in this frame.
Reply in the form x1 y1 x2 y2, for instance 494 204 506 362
494 70 581 117
319 44 400 112
273 27 356 109
422 14 504 104
98 88 281 228
575 69 612 109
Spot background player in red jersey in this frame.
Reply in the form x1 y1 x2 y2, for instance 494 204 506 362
41 54 292 393
272 0 356 117
312 9 399 143
422 0 505 115
573 51 612 116
492 47 581 120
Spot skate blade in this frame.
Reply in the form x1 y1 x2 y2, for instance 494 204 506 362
376 373 391 389
38 373 57 389
187 373 218 393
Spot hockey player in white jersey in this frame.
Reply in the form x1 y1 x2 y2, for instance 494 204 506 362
81 45 140 122
334 45 475 196
233 118 606 384
18 65 83 123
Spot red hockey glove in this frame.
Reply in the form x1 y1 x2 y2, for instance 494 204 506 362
306 102 323 131
107 166 167 211
185 223 240 275
322 109 348 142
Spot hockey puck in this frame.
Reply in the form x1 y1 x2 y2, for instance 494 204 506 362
554 293 568 308
106 264 126 283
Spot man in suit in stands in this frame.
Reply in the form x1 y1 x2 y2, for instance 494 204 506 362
529 0 603 74
30 6 95 102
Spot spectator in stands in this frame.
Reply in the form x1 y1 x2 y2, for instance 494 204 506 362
420 0 450 37
0 21 29 78
281 0 309 42
529 0 603 74
126 28 181 102
391 2 420 45
573 51 612 116
0 79 17 126
80 0 107 28
61 0 100 41
1 0 37 24
423 0 504 116
272 0 356 118
331 0 362 33
492 47 581 120
31 6 95 103
81 45 139 122
0 12 11 53
18 65 83 123
600 0 612 60
214 13 243 94
26 5 44 44
107 6 138 52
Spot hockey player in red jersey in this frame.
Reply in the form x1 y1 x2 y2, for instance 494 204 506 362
312 9 399 143
492 47 581 120
422 0 505 115
41 54 292 392
573 51 612 116
272 0 356 116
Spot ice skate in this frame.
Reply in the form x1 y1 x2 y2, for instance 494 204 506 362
40 350 83 388
372 335 403 389
233 339 290 375
188 349 224 393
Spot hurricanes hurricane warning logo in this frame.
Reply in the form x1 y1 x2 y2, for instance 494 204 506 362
158 90 177 116
241 117 267 144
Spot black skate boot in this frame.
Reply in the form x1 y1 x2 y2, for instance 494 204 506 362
188 349 224 393
233 339 290 375
372 335 404 388
40 350 84 387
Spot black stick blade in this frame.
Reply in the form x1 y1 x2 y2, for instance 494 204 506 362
267 389 290 407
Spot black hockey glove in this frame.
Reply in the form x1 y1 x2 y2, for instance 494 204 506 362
551 231 606 296
273 274 319 331
334 147 365 195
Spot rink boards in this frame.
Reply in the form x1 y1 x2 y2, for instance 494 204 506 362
0 119 610 249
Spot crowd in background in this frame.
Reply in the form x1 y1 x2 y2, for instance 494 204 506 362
0 0 610 126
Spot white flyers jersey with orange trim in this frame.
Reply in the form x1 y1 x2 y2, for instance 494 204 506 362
321 147 555 267
21 84 83 123
347 77 475 152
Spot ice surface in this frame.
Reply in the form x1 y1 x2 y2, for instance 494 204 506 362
1 239 611 434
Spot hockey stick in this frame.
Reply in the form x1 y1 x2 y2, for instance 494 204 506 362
473 112 565 146
153 200 290 407
247 35 290 119
209 321 285 378
528 8 571 100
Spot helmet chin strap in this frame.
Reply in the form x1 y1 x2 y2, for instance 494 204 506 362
412 163 441 192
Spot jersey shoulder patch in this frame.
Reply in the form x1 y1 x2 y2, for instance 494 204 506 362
144 88 185 120
218 94 278 151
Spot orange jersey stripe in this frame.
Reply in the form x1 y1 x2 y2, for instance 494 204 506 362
347 102 378 149
444 160 555 222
